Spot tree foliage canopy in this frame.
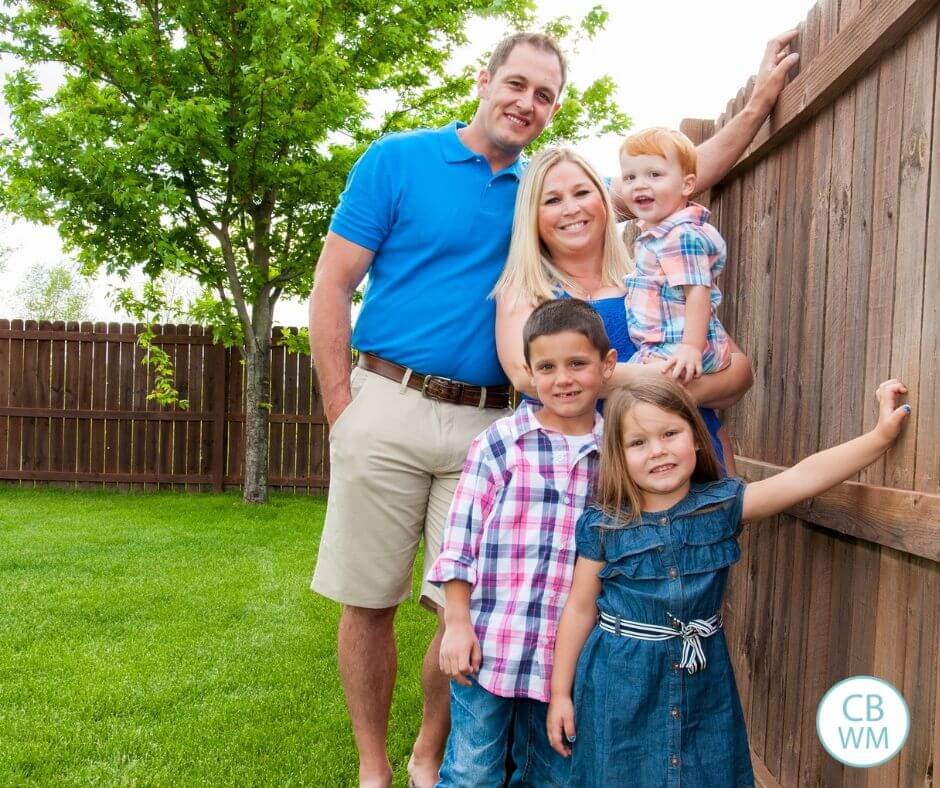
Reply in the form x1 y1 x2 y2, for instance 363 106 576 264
0 0 629 350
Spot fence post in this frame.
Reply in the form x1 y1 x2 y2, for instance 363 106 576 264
211 342 227 492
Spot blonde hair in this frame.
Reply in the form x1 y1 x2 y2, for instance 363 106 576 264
620 127 698 177
492 146 628 305
597 378 722 526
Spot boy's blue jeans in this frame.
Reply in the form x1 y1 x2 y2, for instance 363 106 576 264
437 677 569 787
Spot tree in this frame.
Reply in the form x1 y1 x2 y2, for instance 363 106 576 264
14 261 91 321
0 0 629 503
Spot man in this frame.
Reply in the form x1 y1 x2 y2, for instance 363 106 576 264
309 31 798 788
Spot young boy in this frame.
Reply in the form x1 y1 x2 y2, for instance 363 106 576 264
620 127 732 383
427 299 616 787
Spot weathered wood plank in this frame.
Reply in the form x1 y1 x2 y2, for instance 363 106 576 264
20 319 39 476
861 46 907 490
171 324 190 491
186 325 204 491
0 319 9 472
724 0 940 182
914 19 940 495
735 457 940 561
117 323 135 490
886 12 935 492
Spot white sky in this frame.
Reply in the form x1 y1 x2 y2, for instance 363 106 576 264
0 0 816 326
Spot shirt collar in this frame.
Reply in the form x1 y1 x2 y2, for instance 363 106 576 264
509 400 604 452
438 121 524 180
638 201 710 241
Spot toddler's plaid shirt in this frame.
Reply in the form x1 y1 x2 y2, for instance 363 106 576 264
626 202 731 371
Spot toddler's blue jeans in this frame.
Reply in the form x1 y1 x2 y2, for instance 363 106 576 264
437 677 569 787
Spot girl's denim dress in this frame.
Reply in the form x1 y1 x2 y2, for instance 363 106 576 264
569 477 754 788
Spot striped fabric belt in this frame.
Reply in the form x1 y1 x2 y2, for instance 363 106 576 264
598 611 723 674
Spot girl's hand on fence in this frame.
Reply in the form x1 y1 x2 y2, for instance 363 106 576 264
546 696 576 757
873 379 911 443
439 622 481 686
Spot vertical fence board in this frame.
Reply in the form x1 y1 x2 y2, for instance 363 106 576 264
269 329 285 489
48 321 66 482
886 12 935 491
186 325 204 491
6 320 23 475
105 322 121 477
797 526 836 786
158 325 176 490
209 342 226 492
916 38 940 495
893 22 937 785
62 320 80 480
0 319 9 471
281 338 298 494
35 320 52 475
89 321 107 482
861 47 906 488
144 324 162 491
132 324 149 488
296 352 312 493
20 319 39 477
900 557 939 786
172 324 190 491
118 323 135 490
225 346 243 486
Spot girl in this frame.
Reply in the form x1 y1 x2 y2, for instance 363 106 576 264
546 377 910 787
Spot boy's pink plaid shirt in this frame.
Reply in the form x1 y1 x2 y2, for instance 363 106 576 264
427 401 602 702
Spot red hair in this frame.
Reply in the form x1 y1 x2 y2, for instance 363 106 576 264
620 127 697 176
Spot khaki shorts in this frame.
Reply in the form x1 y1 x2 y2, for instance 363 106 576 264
311 367 508 610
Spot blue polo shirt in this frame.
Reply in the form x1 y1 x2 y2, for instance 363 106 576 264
330 122 523 386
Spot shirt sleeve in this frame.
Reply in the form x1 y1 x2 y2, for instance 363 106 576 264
329 138 397 252
575 507 606 561
427 436 500 587
658 226 715 289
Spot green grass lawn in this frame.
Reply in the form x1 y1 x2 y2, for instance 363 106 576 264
0 487 437 786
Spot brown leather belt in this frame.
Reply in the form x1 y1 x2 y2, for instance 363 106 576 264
357 353 511 409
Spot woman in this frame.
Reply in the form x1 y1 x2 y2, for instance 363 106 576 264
493 146 752 469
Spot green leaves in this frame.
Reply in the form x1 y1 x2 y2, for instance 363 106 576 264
0 0 629 330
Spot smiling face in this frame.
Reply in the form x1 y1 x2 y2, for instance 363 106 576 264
525 330 615 435
620 401 698 510
620 150 696 226
537 160 607 260
475 43 563 159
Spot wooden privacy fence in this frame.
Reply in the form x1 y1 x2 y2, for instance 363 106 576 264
681 0 940 784
0 319 329 492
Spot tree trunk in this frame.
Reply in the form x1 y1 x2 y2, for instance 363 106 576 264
242 342 271 503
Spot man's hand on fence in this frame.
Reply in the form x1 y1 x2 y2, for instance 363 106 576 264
748 30 800 117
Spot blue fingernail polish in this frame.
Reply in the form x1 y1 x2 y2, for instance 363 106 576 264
566 734 576 743
902 404 911 413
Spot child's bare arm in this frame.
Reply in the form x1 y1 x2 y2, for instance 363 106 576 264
742 380 910 522
547 557 604 757
439 580 481 686
664 285 711 383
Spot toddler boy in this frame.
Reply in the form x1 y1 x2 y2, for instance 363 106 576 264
620 127 732 382
427 298 615 787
